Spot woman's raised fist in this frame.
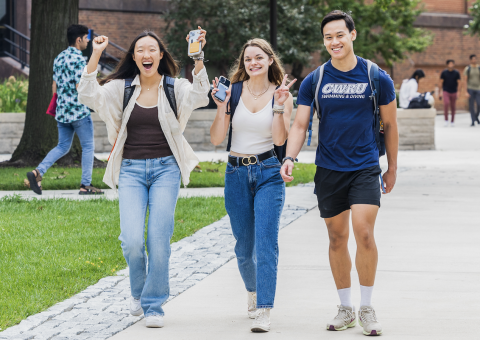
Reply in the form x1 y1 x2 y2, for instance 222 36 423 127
93 36 109 53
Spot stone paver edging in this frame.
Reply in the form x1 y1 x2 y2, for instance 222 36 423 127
0 204 309 340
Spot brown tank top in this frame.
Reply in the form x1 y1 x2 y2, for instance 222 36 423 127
123 103 173 159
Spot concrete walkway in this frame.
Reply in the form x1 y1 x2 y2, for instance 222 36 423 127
109 113 480 339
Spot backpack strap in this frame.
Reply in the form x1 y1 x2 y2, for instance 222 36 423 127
123 78 135 113
225 81 244 152
367 60 382 155
163 75 178 118
307 64 325 146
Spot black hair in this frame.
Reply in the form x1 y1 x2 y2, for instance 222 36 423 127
67 24 89 46
100 31 180 85
410 69 425 81
321 10 355 36
446 59 455 65
470 54 477 60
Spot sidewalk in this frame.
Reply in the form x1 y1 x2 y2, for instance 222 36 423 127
1 113 479 339
109 113 480 339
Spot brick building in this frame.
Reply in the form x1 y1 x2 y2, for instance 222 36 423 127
392 0 479 111
3 0 480 109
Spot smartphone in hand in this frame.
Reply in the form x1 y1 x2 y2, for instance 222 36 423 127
214 76 230 102
188 30 202 57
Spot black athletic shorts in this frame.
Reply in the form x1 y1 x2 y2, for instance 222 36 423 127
314 165 382 219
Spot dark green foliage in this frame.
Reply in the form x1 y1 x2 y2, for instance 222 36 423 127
164 0 431 81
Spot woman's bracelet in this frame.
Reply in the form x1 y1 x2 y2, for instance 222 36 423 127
273 104 285 115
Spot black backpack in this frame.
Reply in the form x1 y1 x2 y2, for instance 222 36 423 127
226 81 286 162
407 92 431 109
123 75 177 117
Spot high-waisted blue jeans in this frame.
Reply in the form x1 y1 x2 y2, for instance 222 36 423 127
37 115 94 186
224 155 285 308
118 155 181 317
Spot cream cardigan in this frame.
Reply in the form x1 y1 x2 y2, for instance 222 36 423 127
78 66 210 189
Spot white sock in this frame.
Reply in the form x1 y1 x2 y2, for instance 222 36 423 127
360 285 374 307
337 287 353 308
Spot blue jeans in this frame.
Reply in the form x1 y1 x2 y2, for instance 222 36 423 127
37 115 94 186
118 156 181 317
224 155 285 308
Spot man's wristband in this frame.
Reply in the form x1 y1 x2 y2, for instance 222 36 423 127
282 156 298 165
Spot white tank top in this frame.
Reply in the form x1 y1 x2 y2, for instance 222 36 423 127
231 97 274 155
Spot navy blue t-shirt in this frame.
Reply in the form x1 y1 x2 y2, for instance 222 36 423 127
297 56 395 171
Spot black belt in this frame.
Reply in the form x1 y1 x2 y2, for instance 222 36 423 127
228 149 275 167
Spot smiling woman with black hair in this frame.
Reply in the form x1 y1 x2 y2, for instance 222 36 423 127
78 28 210 328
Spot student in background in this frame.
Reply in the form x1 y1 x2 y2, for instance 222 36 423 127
440 60 461 127
26 25 102 195
464 54 480 126
399 69 425 109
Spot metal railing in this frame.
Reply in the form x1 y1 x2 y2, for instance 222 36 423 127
3 24 30 69
93 33 127 72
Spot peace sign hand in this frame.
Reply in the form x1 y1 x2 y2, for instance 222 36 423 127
274 74 297 106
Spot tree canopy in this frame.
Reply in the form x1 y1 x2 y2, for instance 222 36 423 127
322 0 433 67
465 1 480 36
164 0 432 82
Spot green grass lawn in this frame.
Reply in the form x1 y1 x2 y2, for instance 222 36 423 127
0 162 316 190
0 196 226 330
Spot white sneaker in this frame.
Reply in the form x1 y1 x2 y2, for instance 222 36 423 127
130 297 143 316
444 121 448 127
358 306 382 336
251 308 270 332
145 315 164 328
247 292 257 319
450 122 455 127
327 305 356 331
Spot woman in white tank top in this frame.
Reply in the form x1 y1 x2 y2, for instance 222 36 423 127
209 38 296 333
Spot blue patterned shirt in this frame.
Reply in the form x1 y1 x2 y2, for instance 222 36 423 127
53 47 91 123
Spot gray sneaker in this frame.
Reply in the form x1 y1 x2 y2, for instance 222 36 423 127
327 305 356 331
358 306 382 336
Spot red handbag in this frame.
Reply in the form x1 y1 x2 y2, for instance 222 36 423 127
46 93 57 117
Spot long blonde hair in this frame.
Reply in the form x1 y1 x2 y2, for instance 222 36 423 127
229 38 285 86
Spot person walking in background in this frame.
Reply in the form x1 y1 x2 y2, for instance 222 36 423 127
78 28 210 328
440 60 461 127
399 69 425 109
281 11 398 336
25 24 103 195
209 39 295 333
464 54 480 127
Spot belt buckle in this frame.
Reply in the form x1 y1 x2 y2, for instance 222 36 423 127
241 156 257 166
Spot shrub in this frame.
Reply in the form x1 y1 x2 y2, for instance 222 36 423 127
0 76 28 113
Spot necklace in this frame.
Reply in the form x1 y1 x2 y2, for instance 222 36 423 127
143 77 161 91
246 80 269 100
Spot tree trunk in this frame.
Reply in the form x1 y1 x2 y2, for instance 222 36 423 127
290 62 304 92
4 0 103 168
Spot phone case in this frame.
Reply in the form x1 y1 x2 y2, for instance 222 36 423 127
214 83 228 102
188 30 202 57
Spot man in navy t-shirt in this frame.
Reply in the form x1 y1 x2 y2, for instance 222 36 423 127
280 10 398 336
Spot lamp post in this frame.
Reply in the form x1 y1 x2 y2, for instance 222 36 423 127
270 0 277 51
